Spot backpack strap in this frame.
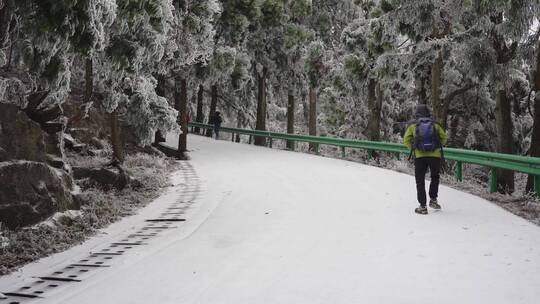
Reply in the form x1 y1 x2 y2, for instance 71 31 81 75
432 122 443 149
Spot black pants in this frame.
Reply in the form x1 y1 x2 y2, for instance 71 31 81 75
214 126 220 139
414 157 441 206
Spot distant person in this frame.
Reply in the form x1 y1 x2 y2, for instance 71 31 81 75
403 104 448 215
212 111 223 139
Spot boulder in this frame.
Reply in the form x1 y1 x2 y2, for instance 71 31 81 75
0 161 75 229
0 103 66 162
45 131 66 158
90 137 106 149
63 132 90 154
46 155 68 171
0 103 47 162
68 128 98 146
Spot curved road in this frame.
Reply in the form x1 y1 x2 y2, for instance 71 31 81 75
2 134 540 304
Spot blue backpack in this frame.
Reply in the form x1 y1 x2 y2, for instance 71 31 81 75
413 118 440 152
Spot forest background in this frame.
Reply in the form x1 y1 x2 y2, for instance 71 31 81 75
1 0 540 219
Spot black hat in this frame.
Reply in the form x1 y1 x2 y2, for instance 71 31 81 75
414 104 431 118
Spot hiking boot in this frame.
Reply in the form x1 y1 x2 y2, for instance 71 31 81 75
415 206 428 215
429 198 441 210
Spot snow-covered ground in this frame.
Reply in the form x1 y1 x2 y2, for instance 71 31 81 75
2 134 540 304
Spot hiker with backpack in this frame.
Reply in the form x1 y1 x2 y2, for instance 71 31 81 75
404 104 448 215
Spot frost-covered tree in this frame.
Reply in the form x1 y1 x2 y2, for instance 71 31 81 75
304 40 326 150
5 0 540 199
194 46 237 136
237 0 315 148
387 0 471 125
282 0 313 149
92 0 178 163
456 0 540 192
1 0 116 109
163 0 221 155
341 3 398 141
520 7 540 193
244 0 284 146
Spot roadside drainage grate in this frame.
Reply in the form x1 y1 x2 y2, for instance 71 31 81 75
69 264 111 268
38 277 82 283
146 219 186 222
1 293 40 299
110 242 146 246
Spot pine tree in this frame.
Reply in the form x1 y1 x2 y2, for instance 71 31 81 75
161 0 221 157
341 2 398 142
459 0 539 192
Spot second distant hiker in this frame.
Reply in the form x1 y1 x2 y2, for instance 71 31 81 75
404 104 448 215
211 111 223 139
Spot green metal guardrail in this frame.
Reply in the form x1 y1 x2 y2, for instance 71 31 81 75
190 122 540 198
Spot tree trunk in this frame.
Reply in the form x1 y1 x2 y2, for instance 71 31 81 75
4 26 15 72
302 92 309 127
1 1 15 71
287 91 295 150
195 84 204 134
177 78 188 157
416 65 429 105
431 50 444 125
110 109 124 164
308 86 317 152
236 110 242 143
206 84 217 137
366 78 382 142
495 88 515 193
526 39 540 193
5 37 13 71
254 67 267 146
448 115 461 147
69 57 93 127
154 75 166 144
84 58 93 103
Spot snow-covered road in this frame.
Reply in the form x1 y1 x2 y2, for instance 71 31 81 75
2 134 540 304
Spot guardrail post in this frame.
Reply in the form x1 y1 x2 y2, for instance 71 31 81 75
248 135 252 144
315 144 319 155
456 161 463 182
269 137 273 148
394 152 400 160
341 147 346 158
490 168 498 193
288 141 295 151
231 133 235 142
535 175 540 199
368 150 374 159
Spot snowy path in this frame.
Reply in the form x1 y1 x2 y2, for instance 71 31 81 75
2 134 540 304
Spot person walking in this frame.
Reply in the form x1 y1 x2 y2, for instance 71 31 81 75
213 111 223 139
404 104 448 215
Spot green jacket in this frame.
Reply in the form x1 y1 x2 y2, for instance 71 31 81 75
404 121 448 158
